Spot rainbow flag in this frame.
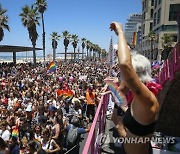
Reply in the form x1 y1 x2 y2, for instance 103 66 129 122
47 61 56 73
65 89 74 97
12 127 19 138
104 78 127 106
57 89 74 97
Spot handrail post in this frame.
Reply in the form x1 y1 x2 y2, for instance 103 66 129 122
91 131 95 154
82 95 105 154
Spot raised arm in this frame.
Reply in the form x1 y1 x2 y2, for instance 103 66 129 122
110 22 158 109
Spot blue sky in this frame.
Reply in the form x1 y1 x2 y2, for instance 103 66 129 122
0 0 141 57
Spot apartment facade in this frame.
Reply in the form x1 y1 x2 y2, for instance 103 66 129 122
138 0 180 61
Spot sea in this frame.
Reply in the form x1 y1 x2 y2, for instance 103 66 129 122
0 56 43 60
0 56 45 63
0 55 65 62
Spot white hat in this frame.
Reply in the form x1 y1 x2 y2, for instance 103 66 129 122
72 98 80 104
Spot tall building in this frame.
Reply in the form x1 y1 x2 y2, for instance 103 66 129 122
153 0 180 61
139 0 180 61
125 14 142 45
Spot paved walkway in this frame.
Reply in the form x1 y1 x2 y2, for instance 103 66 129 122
101 114 123 154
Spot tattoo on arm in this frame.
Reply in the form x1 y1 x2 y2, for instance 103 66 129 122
126 78 141 95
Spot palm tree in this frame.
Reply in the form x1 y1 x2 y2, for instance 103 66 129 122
90 43 95 60
62 31 71 62
101 49 107 60
147 31 157 61
96 45 102 60
81 38 86 60
71 34 79 61
161 34 174 60
94 44 99 60
50 32 60 62
19 5 40 64
86 40 91 60
88 42 93 59
0 4 10 42
34 0 47 63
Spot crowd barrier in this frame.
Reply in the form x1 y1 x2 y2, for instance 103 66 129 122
82 93 109 154
157 47 180 85
82 46 180 154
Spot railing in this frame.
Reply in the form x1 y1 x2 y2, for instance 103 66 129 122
82 93 109 154
82 45 180 154
157 47 180 85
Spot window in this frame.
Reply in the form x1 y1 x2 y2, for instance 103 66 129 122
158 0 161 5
151 0 154 6
154 0 157 8
151 9 154 19
154 13 157 26
169 4 180 21
144 0 147 10
142 1 145 10
142 24 145 35
157 8 161 24
162 25 178 31
150 22 153 31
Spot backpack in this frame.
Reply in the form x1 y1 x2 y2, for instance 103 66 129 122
66 124 79 147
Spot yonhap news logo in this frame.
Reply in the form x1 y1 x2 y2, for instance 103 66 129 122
95 133 176 147
96 133 111 148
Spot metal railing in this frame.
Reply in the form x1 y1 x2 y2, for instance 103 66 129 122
82 93 110 154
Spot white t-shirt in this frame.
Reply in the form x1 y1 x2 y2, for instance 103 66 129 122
41 139 54 151
0 129 10 141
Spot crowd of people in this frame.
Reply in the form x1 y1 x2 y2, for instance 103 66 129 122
0 21 177 154
0 60 109 154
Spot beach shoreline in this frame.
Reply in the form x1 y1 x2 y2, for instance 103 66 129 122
0 57 66 64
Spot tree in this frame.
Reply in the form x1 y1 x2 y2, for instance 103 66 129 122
147 31 157 61
88 42 93 60
71 34 79 61
34 0 47 64
19 5 40 64
0 4 10 42
81 38 86 60
62 31 71 62
101 49 107 59
161 34 174 60
96 45 102 60
86 40 91 60
50 32 60 62
94 44 100 60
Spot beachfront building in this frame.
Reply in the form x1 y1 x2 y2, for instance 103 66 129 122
153 0 179 61
135 0 154 57
125 13 142 45
137 0 180 62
